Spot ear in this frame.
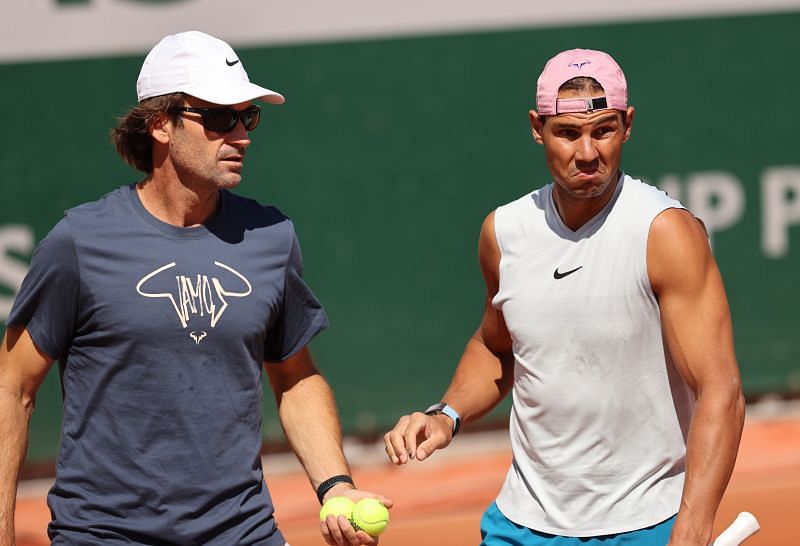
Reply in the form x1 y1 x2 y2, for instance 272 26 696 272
529 109 545 145
622 106 635 143
148 111 171 144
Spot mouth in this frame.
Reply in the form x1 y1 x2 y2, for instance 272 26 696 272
573 170 601 180
220 156 244 168
573 160 602 177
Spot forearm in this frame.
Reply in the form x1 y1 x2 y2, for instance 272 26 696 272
0 390 34 546
441 333 514 425
671 381 745 544
276 373 351 492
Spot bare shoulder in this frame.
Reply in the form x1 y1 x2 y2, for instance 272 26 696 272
647 207 714 293
650 207 708 239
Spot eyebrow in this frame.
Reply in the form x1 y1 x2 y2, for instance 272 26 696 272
550 113 621 129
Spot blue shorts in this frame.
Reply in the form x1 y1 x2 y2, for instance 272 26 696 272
480 502 676 546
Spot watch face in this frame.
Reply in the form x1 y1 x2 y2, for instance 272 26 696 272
425 403 446 414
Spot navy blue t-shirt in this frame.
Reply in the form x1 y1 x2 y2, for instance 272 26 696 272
9 185 329 545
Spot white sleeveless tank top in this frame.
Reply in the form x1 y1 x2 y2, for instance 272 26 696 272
492 174 695 536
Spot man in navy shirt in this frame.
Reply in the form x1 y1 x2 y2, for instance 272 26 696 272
0 31 387 546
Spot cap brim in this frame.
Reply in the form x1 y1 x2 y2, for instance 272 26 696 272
183 81 285 105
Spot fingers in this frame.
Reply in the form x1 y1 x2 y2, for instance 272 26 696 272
383 414 415 464
402 414 425 461
415 437 436 461
320 513 364 546
355 530 380 545
319 514 338 545
383 412 451 465
375 494 393 509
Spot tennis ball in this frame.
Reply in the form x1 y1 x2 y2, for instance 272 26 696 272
319 496 355 521
351 498 390 537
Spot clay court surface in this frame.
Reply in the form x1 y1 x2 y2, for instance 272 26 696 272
15 405 800 546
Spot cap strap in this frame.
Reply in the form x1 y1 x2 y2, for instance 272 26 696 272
556 96 608 114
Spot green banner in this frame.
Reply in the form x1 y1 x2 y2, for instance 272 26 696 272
1 12 799 464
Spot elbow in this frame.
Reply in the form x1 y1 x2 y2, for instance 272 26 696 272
733 382 746 428
21 390 37 415
719 376 746 429
0 385 36 418
697 373 745 428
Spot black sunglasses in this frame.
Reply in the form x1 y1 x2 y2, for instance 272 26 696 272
175 105 261 133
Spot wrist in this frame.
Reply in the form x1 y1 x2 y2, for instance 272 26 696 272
323 481 356 502
424 402 461 436
315 474 355 504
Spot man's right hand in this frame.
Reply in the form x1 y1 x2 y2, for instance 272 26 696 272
383 412 454 465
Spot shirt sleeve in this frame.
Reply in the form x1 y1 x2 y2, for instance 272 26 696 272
7 218 80 361
263 226 329 362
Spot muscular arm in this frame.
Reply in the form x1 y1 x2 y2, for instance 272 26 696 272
0 326 54 546
384 212 515 464
647 209 745 546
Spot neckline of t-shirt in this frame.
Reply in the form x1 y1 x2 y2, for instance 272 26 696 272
126 184 229 239
545 171 626 239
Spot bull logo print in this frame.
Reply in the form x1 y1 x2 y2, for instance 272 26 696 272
136 261 252 344
568 60 591 70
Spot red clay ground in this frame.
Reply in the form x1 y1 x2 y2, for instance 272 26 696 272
15 414 800 546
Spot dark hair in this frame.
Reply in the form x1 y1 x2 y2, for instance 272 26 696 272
558 76 604 95
541 77 626 124
110 93 185 173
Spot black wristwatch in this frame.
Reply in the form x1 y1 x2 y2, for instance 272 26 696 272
424 402 461 436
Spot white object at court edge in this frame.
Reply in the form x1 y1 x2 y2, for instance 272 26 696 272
711 512 760 546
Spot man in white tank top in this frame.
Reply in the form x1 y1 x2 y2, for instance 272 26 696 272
384 49 745 546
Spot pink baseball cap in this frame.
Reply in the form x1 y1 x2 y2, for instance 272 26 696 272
137 31 285 105
536 49 627 115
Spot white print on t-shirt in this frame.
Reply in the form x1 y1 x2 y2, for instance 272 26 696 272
136 261 252 343
189 331 207 344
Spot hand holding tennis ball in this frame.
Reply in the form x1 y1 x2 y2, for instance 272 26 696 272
350 498 390 537
319 496 355 521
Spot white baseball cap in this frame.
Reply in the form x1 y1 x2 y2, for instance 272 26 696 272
136 31 285 105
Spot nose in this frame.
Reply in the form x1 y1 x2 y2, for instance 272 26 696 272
574 133 599 164
225 119 252 148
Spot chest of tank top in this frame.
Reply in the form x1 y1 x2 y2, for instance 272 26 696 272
493 177 662 366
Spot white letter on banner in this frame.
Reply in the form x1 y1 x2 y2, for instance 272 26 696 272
0 225 34 322
687 172 745 249
762 166 800 258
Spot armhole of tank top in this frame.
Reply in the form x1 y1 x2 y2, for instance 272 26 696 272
492 206 506 257
491 206 508 310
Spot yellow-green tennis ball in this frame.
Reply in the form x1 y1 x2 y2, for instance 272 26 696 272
319 496 355 521
351 498 390 537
